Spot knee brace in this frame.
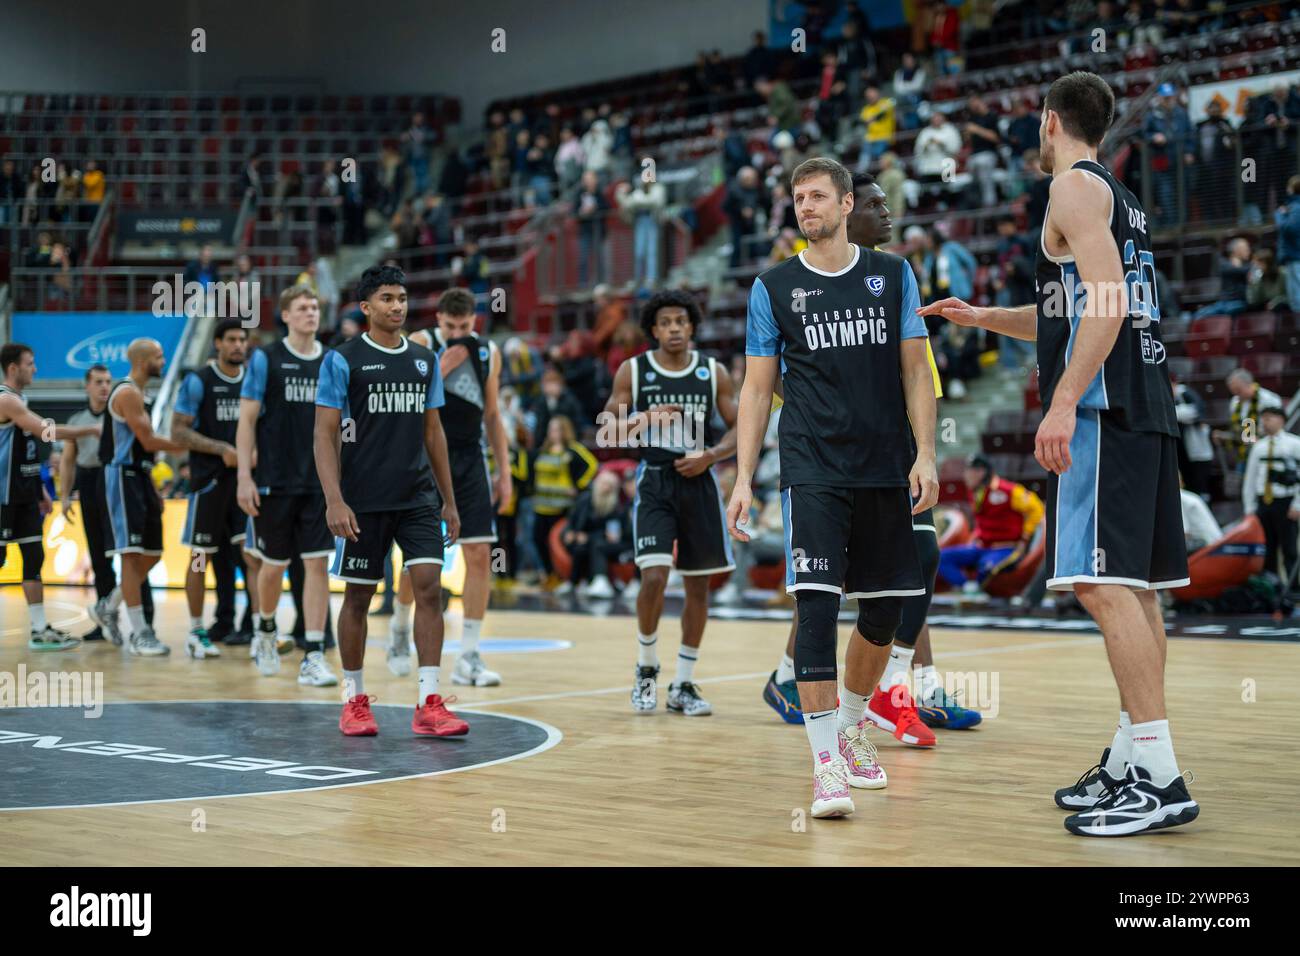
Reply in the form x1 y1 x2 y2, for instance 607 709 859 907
794 591 840 682
19 540 44 582
896 532 938 647
856 595 902 647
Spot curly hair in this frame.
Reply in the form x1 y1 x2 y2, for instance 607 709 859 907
638 289 704 344
356 264 407 303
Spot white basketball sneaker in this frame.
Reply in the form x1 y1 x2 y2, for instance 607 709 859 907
387 624 412 677
811 755 856 818
298 651 339 687
453 650 501 686
253 633 280 676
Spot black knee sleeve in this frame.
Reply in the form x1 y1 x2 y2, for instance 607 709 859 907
896 531 938 647
856 595 902 646
794 591 840 682
19 540 43 581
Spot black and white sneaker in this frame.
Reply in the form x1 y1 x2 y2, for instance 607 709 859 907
666 681 712 716
631 665 659 713
1054 747 1126 809
1064 764 1199 837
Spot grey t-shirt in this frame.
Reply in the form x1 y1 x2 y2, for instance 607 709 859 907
66 406 105 469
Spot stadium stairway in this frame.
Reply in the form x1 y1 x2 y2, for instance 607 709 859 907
938 360 1030 464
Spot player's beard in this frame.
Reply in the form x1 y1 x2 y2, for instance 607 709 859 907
1038 141 1054 175
802 208 842 242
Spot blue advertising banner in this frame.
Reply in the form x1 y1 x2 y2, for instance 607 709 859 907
9 312 187 380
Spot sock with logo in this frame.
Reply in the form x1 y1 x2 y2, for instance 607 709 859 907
1106 711 1132 777
1130 719 1180 788
343 669 364 699
675 644 699 685
126 605 147 635
776 653 796 684
879 645 914 692
637 632 658 669
392 599 412 633
461 618 482 655
418 666 440 705
804 708 840 769
304 630 324 654
29 603 47 633
258 615 277 635
917 664 942 702
838 687 868 732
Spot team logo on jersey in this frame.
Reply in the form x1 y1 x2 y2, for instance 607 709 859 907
695 367 709 380
865 276 886 297
479 346 490 362
646 371 656 383
415 359 428 376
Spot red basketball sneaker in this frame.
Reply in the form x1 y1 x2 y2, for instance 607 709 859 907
866 684 937 747
340 694 379 736
413 694 470 737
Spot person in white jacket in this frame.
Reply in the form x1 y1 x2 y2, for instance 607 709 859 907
616 177 667 291
913 111 962 181
1242 404 1300 584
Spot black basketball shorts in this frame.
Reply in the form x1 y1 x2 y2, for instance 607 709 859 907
245 492 334 566
104 464 163 556
435 444 497 544
0 501 43 545
1045 409 1189 591
181 471 247 553
780 484 925 599
329 503 444 584
632 462 735 575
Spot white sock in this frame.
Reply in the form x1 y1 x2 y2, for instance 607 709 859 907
1130 719 1180 787
106 586 122 611
461 618 482 655
675 644 699 685
838 687 868 731
879 645 914 692
304 630 324 652
637 632 658 669
392 599 412 632
776 653 796 684
1106 711 1132 776
804 708 840 768
29 604 46 632
418 666 440 704
190 616 204 632
916 664 941 701
343 669 364 699
126 604 147 634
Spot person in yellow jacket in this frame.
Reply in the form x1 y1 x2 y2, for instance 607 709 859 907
529 415 598 590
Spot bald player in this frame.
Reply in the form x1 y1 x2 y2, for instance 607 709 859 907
100 338 186 655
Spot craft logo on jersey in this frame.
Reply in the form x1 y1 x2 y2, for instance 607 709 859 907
865 275 886 297
415 359 428 376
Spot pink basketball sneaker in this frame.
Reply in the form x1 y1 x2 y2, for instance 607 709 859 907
839 720 888 789
810 751 855 818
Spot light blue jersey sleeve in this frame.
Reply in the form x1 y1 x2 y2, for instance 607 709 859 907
426 354 445 410
745 278 782 357
174 371 204 417
315 350 350 410
241 348 268 403
900 266 926 339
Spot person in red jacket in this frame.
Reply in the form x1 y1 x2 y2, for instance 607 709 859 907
939 454 1044 592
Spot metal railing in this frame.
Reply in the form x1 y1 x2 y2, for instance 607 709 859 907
7 264 307 313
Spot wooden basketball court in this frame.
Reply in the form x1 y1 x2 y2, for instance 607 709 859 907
2 584 1297 866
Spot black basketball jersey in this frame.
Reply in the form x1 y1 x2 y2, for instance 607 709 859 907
746 245 928 489
431 328 494 449
630 349 717 466
315 332 444 514
243 338 327 494
1035 159 1179 437
175 362 245 487
99 380 154 468
0 385 40 505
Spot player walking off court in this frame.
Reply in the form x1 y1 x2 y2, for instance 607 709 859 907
729 157 939 818
314 265 466 737
919 72 1198 837
604 290 737 715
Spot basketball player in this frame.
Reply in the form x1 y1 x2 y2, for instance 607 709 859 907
236 284 339 686
729 156 939 818
393 288 512 686
100 338 188 655
314 264 466 737
761 174 979 739
604 290 738 715
0 343 100 649
918 72 1197 836
173 319 263 661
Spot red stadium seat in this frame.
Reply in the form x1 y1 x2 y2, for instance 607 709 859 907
1228 312 1277 355
1183 315 1231 356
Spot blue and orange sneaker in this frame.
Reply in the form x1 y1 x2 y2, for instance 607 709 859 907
763 671 802 724
917 687 983 730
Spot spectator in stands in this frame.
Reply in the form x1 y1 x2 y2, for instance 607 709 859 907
893 51 928 132
724 166 765 269
857 84 895 170
608 112 634 182
767 182 798 238
816 50 852 137
528 365 585 452
581 119 613 181
524 132 555 207
1275 175 1300 312
1246 85 1300 219
617 175 667 292
21 165 42 225
591 284 628 358
54 163 81 223
316 159 341 240
755 77 802 137
938 454 1044 595
1121 0 1163 46
79 159 104 222
184 244 219 290
927 0 962 75
390 200 420 250
550 330 603 425
742 31 777 88
458 239 492 310
1180 483 1221 553
24 230 53 268
560 470 632 598
529 415 599 589
605 320 648 379
574 170 609 286
834 17 876 107
47 241 74 302
510 128 532 198
1242 404 1300 590
377 144 405 217
1020 149 1051 230
502 337 543 403
1006 97 1040 160
420 193 453 261
485 110 511 191
1172 372 1214 501
328 313 360 349
300 256 339 330
992 216 1036 373
875 151 908 244
718 117 750 180
438 147 468 201
909 224 980 397
1216 369 1284 472
964 96 1003 208
1193 237 1252 318
1144 83 1193 227
0 158 22 225
404 111 434 194
230 253 261 292
913 108 962 185
1247 248 1288 312
1193 99 1236 221
555 126 586 195
242 154 265 199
